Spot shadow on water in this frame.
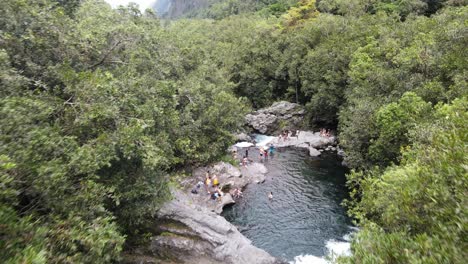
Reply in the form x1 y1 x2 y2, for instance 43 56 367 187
222 148 352 262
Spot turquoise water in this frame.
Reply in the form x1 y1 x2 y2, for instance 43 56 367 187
222 148 353 262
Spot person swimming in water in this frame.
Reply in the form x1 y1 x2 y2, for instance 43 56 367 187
268 192 273 199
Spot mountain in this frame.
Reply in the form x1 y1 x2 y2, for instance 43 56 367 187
153 0 172 15
155 0 298 19
154 0 211 18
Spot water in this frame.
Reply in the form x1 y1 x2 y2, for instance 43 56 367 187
253 134 276 147
222 148 353 263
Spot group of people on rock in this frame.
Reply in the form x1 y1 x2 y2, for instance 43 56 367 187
278 129 300 141
198 170 223 201
320 128 331 137
232 148 250 167
192 169 244 202
235 146 277 167
232 188 243 199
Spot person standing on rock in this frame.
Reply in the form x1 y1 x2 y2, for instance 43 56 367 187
283 130 289 141
245 148 249 158
268 144 275 156
205 174 212 194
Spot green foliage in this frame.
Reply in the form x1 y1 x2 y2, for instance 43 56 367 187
1 0 466 262
281 0 319 27
343 98 467 263
0 0 246 262
368 92 433 166
0 156 46 264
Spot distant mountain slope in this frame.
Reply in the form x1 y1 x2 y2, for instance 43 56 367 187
154 0 172 15
163 0 211 18
159 0 298 19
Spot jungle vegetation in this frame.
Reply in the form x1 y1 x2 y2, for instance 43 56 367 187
0 0 466 263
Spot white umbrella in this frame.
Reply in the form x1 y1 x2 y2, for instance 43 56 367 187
234 142 254 148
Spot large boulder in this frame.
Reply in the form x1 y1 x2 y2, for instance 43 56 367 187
267 130 336 157
308 147 321 157
149 190 281 264
245 101 305 134
233 132 253 143
181 161 268 214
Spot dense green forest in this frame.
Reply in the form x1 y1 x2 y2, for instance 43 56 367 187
1 0 466 263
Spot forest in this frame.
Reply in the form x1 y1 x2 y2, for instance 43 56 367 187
0 0 466 263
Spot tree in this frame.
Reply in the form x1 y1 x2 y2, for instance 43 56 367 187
343 98 467 263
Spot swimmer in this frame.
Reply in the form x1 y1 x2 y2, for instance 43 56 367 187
268 192 273 199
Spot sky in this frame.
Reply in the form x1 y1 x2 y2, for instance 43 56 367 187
104 0 157 10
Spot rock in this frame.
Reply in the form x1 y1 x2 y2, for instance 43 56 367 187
337 147 345 157
149 190 279 264
270 130 336 150
309 147 321 157
212 162 242 179
245 101 305 134
215 193 235 214
331 147 337 151
184 161 267 215
234 133 252 143
296 142 310 148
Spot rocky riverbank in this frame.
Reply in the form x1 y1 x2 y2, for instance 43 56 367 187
124 160 282 264
124 101 339 264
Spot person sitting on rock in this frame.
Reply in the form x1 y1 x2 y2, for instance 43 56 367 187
242 156 248 167
212 187 223 201
235 188 243 198
196 181 203 188
212 174 219 188
232 149 238 160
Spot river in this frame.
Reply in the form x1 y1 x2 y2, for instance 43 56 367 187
223 144 354 263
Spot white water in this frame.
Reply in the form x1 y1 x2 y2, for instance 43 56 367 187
253 134 276 147
290 231 354 264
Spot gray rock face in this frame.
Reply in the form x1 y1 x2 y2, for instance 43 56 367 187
245 101 305 134
269 130 336 157
309 147 321 157
234 132 252 143
129 161 278 264
151 190 280 264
